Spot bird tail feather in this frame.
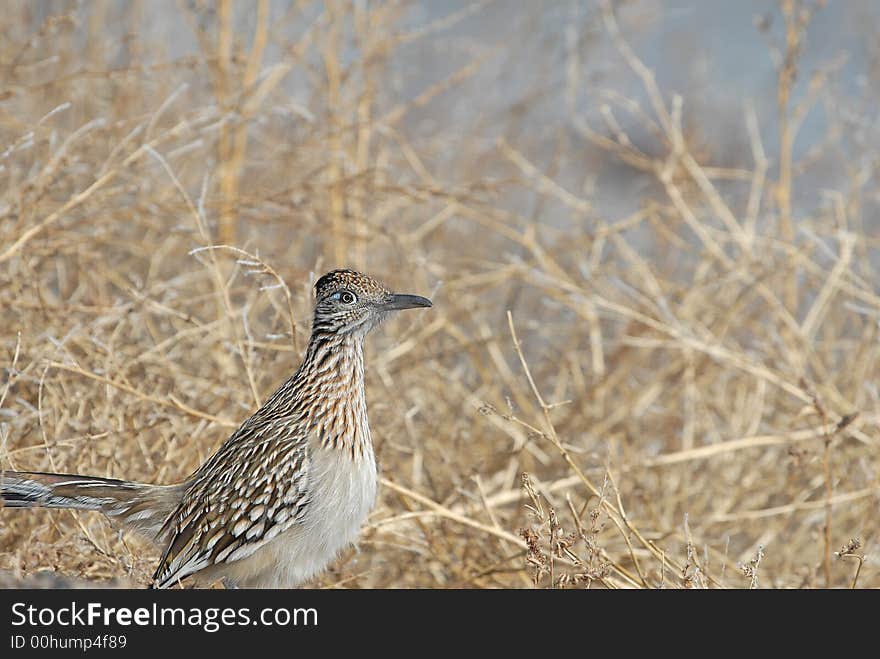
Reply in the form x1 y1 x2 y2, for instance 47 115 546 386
1 470 180 542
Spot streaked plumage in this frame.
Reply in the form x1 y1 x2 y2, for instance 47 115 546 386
1 269 432 588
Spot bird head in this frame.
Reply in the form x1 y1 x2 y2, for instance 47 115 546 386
312 269 432 339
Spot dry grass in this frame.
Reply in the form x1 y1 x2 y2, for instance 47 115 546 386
1 0 878 589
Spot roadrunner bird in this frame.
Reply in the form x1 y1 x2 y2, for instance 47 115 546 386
0 269 432 588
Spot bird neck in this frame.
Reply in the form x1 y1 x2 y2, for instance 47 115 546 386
297 332 371 459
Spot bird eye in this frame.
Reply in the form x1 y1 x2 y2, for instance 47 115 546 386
335 290 356 304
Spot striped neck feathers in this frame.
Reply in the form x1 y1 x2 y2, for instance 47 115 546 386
295 332 371 458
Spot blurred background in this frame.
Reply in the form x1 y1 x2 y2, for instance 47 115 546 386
0 0 878 588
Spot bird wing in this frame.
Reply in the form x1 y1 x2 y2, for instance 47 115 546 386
152 415 311 588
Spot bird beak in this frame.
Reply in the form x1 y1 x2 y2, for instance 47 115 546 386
380 294 433 311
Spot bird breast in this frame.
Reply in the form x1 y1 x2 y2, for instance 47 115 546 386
258 441 377 588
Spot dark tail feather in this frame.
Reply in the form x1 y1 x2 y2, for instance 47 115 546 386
1 471 134 510
1 470 181 542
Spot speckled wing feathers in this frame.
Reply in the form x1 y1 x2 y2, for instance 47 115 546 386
152 409 312 588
